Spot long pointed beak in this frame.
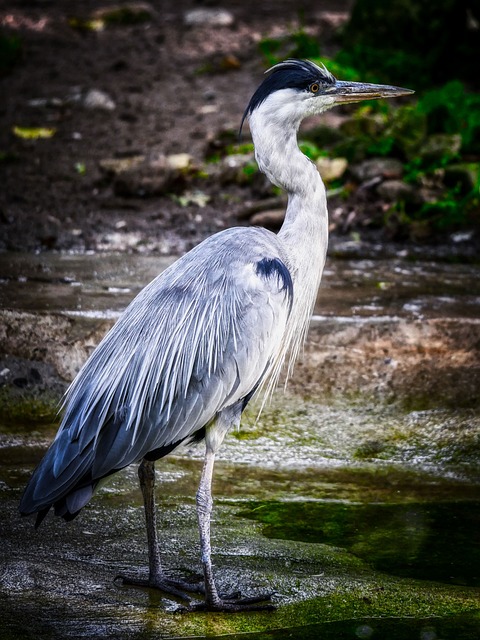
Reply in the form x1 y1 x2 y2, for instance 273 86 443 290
326 80 414 104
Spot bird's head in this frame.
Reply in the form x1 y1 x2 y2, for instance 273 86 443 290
241 59 414 132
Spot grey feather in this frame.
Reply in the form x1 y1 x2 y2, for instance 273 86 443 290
20 226 293 514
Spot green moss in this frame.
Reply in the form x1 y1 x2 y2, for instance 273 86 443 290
238 500 480 587
0 387 60 431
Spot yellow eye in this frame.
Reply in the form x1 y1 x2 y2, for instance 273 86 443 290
310 83 320 93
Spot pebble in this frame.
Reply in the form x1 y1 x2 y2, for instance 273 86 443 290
376 179 418 202
349 158 403 182
184 9 234 27
316 157 348 183
249 209 284 228
82 89 116 112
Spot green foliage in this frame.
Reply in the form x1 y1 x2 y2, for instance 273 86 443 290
0 32 22 76
258 26 479 235
336 45 424 87
388 176 479 236
258 29 321 67
417 81 480 152
226 142 254 156
298 140 327 161
289 30 321 59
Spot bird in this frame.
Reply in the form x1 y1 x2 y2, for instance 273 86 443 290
20 59 413 612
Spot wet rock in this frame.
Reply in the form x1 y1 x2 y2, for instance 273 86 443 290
349 158 403 182
0 310 112 382
376 179 419 203
299 317 480 410
316 157 348 183
419 133 462 163
184 8 235 27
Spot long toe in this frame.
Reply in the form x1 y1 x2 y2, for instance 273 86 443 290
224 592 276 605
115 574 201 602
184 592 276 613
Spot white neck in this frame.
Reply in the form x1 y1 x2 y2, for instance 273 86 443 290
249 94 330 383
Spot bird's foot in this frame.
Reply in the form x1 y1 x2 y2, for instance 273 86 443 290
183 592 276 613
114 573 203 601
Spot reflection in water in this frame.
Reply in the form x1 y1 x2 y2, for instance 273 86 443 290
224 615 480 640
239 500 480 587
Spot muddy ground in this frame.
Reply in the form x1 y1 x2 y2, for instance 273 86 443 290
1 0 362 255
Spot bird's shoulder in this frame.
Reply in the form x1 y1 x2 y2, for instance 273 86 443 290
135 225 292 309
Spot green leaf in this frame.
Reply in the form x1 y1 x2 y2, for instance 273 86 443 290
12 126 56 139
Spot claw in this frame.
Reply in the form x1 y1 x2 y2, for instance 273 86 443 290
180 592 276 613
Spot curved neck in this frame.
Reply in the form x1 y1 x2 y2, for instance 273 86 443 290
249 112 329 274
249 107 330 391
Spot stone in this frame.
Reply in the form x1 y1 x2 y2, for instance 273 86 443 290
99 153 194 197
82 88 116 111
249 209 284 228
316 157 348 183
184 9 234 27
419 133 462 163
99 156 146 174
349 158 403 182
165 153 193 171
376 179 418 203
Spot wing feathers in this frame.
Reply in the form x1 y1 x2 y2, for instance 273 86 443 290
21 227 294 518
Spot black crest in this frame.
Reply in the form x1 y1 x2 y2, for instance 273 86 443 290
241 59 335 130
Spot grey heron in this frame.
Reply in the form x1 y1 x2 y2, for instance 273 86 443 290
20 59 413 612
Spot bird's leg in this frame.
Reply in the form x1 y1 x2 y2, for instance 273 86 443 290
190 433 275 612
196 447 221 607
139 458 163 584
116 459 203 600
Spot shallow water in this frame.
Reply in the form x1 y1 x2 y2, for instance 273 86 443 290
239 499 480 587
0 251 479 320
2 425 480 639
0 250 479 638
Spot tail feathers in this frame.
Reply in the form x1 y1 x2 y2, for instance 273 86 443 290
22 480 96 526
34 507 50 529
19 425 98 526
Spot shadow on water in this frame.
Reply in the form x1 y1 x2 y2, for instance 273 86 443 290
225 615 480 640
238 500 480 587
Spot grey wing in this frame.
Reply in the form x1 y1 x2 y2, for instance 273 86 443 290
20 227 293 516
